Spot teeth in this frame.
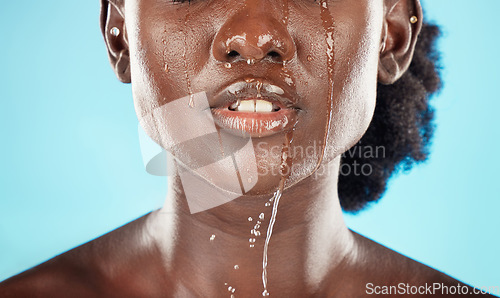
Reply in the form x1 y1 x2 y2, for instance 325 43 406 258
229 100 241 110
255 100 273 112
236 100 255 112
234 99 275 112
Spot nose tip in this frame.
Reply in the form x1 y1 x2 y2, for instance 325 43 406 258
213 14 295 64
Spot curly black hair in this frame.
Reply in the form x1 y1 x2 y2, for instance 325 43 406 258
339 23 442 212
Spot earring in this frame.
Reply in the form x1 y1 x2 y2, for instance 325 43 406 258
410 16 418 24
110 27 121 37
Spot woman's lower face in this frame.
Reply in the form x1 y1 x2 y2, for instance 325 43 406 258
126 0 382 198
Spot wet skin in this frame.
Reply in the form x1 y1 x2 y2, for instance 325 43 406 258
1 0 496 297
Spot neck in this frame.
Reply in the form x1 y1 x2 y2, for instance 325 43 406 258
146 157 356 296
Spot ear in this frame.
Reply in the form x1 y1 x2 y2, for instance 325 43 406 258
378 0 423 84
100 0 131 83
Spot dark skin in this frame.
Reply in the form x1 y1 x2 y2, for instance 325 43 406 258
1 0 495 297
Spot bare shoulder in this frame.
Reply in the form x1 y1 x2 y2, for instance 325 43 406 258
326 231 497 297
0 214 170 298
0 243 104 297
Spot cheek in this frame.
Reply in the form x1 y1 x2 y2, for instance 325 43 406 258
127 9 192 143
127 4 217 136
325 5 383 158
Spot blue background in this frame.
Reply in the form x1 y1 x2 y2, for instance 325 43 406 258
1 0 499 288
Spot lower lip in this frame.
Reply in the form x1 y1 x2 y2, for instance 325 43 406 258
211 108 298 137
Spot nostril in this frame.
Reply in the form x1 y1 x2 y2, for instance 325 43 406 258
227 50 239 57
219 41 288 63
268 51 280 57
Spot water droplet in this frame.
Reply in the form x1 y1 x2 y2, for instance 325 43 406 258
248 217 253 222
181 7 194 110
234 265 239 270
282 0 289 27
256 80 263 91
259 213 265 220
307 55 313 62
250 244 255 248
231 295 235 298
254 231 261 237
188 94 195 108
254 224 261 230
249 238 256 243
224 62 232 69
261 123 297 297
210 234 216 241
228 286 233 291
280 58 296 89
265 202 271 207
313 0 335 182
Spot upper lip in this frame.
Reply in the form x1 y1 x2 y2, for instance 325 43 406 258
210 78 300 111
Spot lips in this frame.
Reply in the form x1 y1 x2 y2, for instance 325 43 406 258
210 79 300 137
